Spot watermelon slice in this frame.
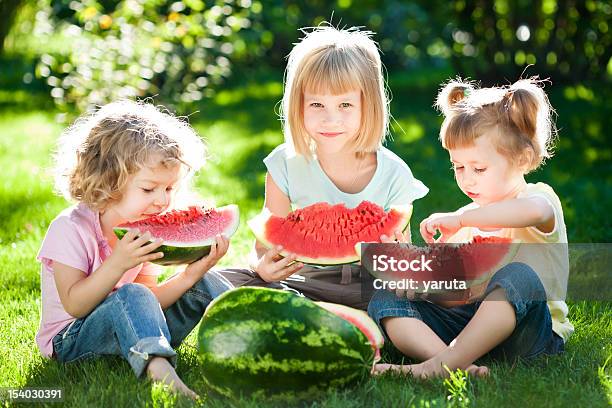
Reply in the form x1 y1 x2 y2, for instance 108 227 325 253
113 204 239 265
248 201 413 265
457 236 520 283
359 236 519 298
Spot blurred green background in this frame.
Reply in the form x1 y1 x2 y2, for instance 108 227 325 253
2 0 611 111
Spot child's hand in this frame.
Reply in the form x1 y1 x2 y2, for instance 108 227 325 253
380 228 411 243
387 285 426 301
254 246 304 282
184 235 229 281
420 213 462 243
387 285 413 299
107 229 165 274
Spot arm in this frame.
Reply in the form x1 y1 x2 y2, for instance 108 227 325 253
421 197 554 243
248 173 303 282
248 173 291 267
54 230 164 318
134 235 229 309
459 197 554 231
53 261 124 318
133 273 192 310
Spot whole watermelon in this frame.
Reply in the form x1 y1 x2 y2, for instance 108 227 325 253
197 287 380 401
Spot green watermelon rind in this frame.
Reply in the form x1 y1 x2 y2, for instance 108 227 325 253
315 301 384 360
197 287 375 401
248 204 413 266
113 204 239 266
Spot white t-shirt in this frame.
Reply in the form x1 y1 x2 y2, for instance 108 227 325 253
264 143 429 210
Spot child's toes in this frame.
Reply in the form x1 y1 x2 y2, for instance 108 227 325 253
466 364 489 378
372 363 392 375
476 365 489 377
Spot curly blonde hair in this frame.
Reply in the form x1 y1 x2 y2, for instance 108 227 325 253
54 100 206 210
281 25 389 159
435 77 557 173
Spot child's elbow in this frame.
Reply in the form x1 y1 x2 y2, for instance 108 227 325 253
65 306 84 319
62 300 88 319
531 204 554 226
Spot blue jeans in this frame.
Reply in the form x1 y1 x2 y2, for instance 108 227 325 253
367 262 565 361
52 271 232 377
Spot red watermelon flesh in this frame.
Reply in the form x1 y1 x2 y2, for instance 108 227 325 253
360 236 518 293
113 204 239 265
249 201 413 265
458 236 518 280
116 205 238 245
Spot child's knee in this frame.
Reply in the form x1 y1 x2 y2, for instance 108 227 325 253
116 283 158 304
485 262 547 323
367 290 421 330
489 262 547 301
186 271 233 302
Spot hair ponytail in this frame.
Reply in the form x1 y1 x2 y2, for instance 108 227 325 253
503 88 537 141
505 78 556 162
435 78 474 116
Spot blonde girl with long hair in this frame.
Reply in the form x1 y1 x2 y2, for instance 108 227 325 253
220 25 428 309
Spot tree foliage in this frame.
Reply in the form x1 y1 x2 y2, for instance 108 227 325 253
6 0 611 112
29 0 256 111
227 0 611 84
444 0 612 84
0 0 25 53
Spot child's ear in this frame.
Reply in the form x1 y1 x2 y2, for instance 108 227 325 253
517 148 534 172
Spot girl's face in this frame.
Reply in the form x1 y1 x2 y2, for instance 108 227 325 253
106 158 184 224
303 89 362 155
448 132 526 206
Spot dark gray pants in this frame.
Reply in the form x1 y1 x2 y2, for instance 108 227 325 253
218 265 371 310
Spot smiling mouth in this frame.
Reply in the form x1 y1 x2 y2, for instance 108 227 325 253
466 192 479 198
319 132 343 138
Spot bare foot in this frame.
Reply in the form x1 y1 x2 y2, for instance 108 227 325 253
146 357 199 400
374 361 449 378
466 364 489 377
401 361 437 379
373 361 488 379
372 363 412 376
407 359 489 379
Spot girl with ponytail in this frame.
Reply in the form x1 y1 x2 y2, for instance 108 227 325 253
368 77 572 378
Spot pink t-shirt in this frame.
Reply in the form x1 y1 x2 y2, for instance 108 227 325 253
36 203 161 357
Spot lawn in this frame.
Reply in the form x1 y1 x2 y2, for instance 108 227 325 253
0 65 610 407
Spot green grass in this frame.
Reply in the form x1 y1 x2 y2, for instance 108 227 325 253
0 68 610 407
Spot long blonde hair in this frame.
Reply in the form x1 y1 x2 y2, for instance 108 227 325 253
282 25 389 159
54 100 206 210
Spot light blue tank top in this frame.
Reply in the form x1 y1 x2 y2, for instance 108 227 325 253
264 144 428 210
